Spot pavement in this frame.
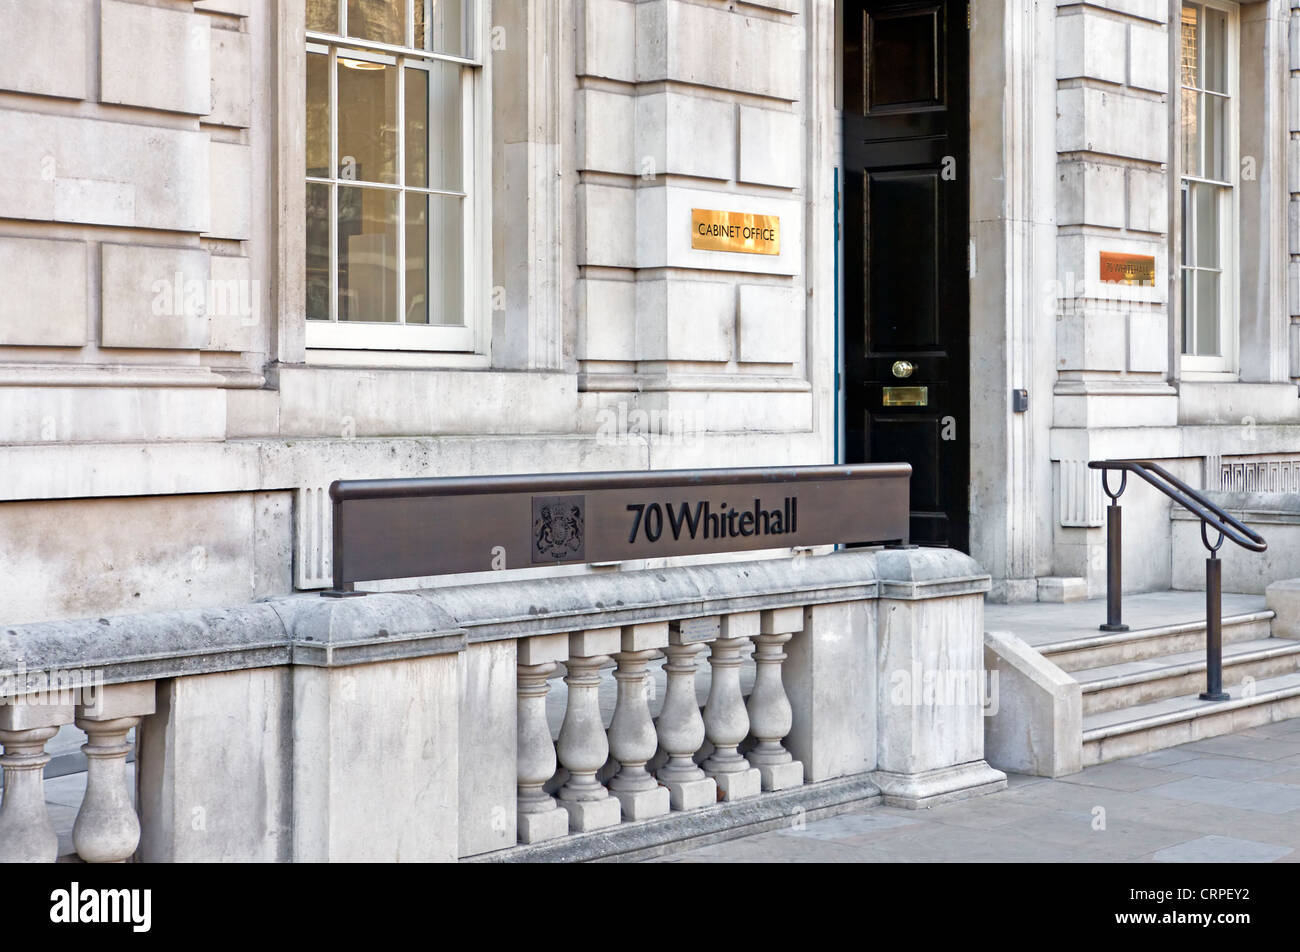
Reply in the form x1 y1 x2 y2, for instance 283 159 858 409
648 715 1300 863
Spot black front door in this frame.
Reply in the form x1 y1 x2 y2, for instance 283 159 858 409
843 0 970 551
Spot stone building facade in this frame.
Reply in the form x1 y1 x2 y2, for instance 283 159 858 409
0 0 1298 626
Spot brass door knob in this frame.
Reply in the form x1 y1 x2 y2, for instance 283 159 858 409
892 361 916 379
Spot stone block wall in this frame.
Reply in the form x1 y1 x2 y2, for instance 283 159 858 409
0 0 260 380
1053 0 1173 399
575 0 812 431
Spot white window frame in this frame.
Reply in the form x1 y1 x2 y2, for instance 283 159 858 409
304 1 489 356
1178 0 1240 379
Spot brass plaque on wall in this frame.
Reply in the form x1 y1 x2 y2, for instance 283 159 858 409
882 386 929 408
1099 252 1156 286
691 209 781 255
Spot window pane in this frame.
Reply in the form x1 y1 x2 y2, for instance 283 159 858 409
413 193 463 325
347 0 404 46
307 0 338 33
1203 8 1227 93
1194 183 1219 268
1195 269 1220 355
1181 268 1196 354
1180 5 1199 89
337 56 398 184
306 183 332 321
338 185 399 322
405 61 462 190
417 0 471 57
405 65 428 187
1180 182 1191 266
1180 88 1199 177
1202 93 1225 181
306 51 330 177
405 192 428 324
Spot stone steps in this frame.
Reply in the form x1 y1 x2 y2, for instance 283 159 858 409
1076 636 1300 716
1081 670 1300 766
1058 608 1300 766
984 592 1299 774
1039 610 1274 673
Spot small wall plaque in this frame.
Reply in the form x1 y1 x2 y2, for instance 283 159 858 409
1099 252 1156 286
691 209 781 255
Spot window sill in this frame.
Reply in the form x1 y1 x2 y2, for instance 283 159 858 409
305 348 491 370
306 320 476 353
1179 370 1239 383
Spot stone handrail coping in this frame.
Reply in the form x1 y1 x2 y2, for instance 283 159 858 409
0 548 988 697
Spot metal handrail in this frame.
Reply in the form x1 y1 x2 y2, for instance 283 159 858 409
1089 460 1267 552
1087 459 1268 702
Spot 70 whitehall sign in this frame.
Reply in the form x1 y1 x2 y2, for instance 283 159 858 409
326 464 910 592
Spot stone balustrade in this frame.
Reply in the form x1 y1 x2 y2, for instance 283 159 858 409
0 682 154 863
512 605 806 844
0 547 1005 862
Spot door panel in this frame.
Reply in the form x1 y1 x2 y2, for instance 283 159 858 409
844 0 969 551
868 170 939 348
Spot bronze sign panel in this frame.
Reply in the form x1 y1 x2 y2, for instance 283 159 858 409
328 464 911 590
691 209 781 255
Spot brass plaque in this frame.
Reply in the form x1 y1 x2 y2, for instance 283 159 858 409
882 386 929 408
1100 252 1156 286
691 209 781 255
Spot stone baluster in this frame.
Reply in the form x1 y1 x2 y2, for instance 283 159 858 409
555 628 623 832
0 700 74 863
73 681 155 863
703 613 762 801
515 635 570 844
746 607 805 790
655 618 718 810
607 622 670 820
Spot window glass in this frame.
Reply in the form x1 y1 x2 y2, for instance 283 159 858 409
416 0 472 57
348 0 405 45
1179 3 1235 366
1194 183 1218 268
306 51 330 177
1203 8 1227 93
1203 92 1225 180
337 57 398 185
306 182 332 321
338 186 400 323
305 2 476 340
307 0 338 33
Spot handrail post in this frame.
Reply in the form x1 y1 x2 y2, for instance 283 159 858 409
1199 550 1229 701
1100 473 1128 633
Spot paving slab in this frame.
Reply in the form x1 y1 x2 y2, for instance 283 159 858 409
1178 734 1300 761
1163 756 1293 781
1150 835 1294 863
1056 762 1190 791
657 717 1300 863
776 811 921 842
1142 776 1300 815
